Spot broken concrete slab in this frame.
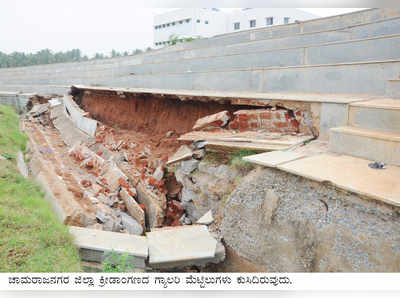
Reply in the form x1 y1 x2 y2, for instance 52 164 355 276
120 212 143 235
136 182 165 228
51 104 92 146
196 210 214 225
243 151 306 168
119 188 145 228
193 110 230 131
101 162 129 192
166 145 193 165
147 225 218 268
63 95 97 136
278 153 400 207
69 226 148 268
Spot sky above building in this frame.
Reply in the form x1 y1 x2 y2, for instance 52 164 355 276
0 1 368 57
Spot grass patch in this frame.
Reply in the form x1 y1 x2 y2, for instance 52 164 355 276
227 149 256 173
102 250 135 272
0 104 82 272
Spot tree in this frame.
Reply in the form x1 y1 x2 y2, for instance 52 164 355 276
132 49 143 55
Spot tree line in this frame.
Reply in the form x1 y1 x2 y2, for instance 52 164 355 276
0 48 152 68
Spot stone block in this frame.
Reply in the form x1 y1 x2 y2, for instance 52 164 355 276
119 188 145 228
193 110 230 131
147 225 218 267
120 212 143 235
136 182 165 228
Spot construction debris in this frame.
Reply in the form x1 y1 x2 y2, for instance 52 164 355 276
23 89 310 258
193 110 230 131
166 145 193 165
197 210 214 225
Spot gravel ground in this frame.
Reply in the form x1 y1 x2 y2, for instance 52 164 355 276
220 166 400 272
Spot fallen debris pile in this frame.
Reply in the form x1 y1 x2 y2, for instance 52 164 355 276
23 88 313 238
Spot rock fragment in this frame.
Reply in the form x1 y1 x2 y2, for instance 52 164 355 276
167 145 193 165
193 110 230 131
196 210 214 225
120 213 143 235
119 188 145 228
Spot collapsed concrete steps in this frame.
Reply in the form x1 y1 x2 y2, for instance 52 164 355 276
70 225 225 270
329 126 400 166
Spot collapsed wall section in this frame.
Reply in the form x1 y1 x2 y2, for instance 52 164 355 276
71 86 315 136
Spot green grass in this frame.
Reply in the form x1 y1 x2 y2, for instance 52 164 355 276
102 250 135 273
227 149 256 172
0 104 82 272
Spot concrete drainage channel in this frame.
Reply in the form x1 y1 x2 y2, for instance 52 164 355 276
21 86 312 271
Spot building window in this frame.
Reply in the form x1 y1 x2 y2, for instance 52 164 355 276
205 20 209 24
266 17 273 25
179 20 183 24
162 24 165 28
234 22 240 30
284 17 290 24
167 23 170 27
172 22 175 26
196 19 200 23
250 19 256 28
186 18 191 23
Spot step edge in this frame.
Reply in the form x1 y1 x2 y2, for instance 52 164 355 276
330 126 400 142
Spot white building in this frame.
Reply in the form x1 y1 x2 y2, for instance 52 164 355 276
226 8 318 33
153 8 318 48
153 8 227 48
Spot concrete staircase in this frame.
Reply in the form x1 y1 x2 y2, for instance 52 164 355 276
329 99 400 166
1 9 400 97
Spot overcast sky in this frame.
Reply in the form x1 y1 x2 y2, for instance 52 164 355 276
0 1 367 57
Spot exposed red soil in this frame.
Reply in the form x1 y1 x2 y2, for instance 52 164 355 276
78 91 249 135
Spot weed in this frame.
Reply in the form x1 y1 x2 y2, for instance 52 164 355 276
102 250 135 272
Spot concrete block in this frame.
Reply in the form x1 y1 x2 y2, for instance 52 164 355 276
147 225 218 268
119 188 145 228
70 226 148 268
63 95 97 136
136 182 165 228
